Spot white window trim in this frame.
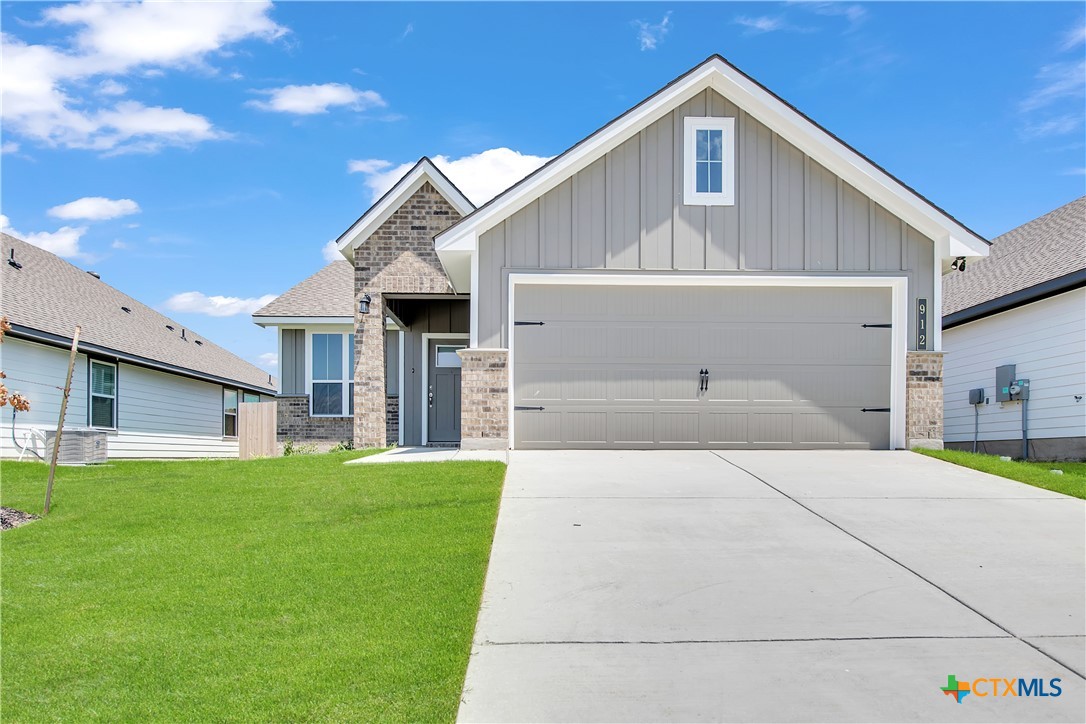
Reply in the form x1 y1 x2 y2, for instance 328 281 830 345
88 359 117 430
223 388 240 439
305 329 355 418
420 333 470 446
683 116 736 206
506 272 909 451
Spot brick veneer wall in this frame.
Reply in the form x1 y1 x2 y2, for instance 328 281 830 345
386 394 399 445
458 349 509 450
906 351 944 450
353 182 464 448
277 395 352 447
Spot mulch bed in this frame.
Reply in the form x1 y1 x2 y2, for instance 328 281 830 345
1 506 39 530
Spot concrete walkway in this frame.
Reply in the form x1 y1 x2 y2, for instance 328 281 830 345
459 450 1085 723
345 446 507 464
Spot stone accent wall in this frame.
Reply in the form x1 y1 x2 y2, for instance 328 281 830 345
353 182 463 449
276 395 352 448
458 349 509 450
906 351 944 450
386 394 399 446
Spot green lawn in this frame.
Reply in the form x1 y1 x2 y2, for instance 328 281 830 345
0 452 506 722
914 448 1086 499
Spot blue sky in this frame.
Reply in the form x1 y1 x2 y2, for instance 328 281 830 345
2 2 1083 375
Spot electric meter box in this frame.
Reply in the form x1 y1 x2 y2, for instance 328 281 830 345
996 365 1016 402
968 388 984 405
1011 379 1030 400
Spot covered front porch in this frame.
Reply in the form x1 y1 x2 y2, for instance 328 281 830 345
359 294 470 448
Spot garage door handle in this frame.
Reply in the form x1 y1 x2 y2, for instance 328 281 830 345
514 406 545 411
861 407 891 413
861 323 892 328
514 321 545 326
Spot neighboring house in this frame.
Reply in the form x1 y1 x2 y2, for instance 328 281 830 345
1 233 276 459
942 197 1086 460
255 55 990 452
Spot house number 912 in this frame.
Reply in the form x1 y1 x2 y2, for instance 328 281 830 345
917 298 928 350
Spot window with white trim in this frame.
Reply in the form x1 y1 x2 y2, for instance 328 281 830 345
224 388 239 437
311 333 355 417
683 117 736 206
89 360 117 429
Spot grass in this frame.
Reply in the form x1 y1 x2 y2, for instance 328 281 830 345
914 448 1086 499
0 451 506 722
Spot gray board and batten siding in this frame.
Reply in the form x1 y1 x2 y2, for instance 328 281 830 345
476 88 934 348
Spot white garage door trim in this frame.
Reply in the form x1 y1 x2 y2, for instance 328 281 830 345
507 273 909 450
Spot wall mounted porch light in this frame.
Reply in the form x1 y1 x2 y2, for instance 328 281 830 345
359 293 372 315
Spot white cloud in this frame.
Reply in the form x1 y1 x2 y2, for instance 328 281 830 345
633 12 671 51
1 141 18 154
163 291 277 318
1062 167 1086 176
111 239 129 250
1061 23 1086 51
399 23 414 41
1022 113 1083 139
258 352 278 369
1019 61 1085 113
348 147 551 207
97 79 126 96
247 83 386 115
48 196 140 221
347 158 393 175
734 15 787 34
1 214 90 260
322 239 342 262
1 1 284 153
802 3 867 29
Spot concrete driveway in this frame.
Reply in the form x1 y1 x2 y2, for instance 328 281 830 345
459 451 1085 723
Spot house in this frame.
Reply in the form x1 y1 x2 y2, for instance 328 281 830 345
1 233 275 459
942 197 1086 460
254 55 990 452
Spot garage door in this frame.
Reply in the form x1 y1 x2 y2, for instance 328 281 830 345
512 284 892 449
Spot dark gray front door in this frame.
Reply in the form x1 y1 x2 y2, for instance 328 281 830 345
428 341 464 443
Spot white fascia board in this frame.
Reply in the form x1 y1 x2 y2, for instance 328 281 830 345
436 57 988 260
336 159 474 259
252 316 354 327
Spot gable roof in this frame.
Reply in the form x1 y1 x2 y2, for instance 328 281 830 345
253 259 354 322
943 196 1086 327
435 54 989 290
1 233 275 393
335 156 474 260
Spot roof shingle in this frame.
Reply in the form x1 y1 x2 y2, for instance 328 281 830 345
943 196 1086 316
1 233 275 393
252 260 354 318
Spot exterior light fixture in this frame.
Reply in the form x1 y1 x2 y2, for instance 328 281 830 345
359 293 372 315
951 256 967 272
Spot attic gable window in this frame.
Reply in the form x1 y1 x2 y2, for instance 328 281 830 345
683 117 735 206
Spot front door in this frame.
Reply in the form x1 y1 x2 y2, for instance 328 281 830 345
427 341 464 444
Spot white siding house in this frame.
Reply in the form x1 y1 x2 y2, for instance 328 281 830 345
942 198 1086 460
1 233 275 460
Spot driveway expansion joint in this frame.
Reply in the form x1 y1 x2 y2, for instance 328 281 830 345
710 451 1086 681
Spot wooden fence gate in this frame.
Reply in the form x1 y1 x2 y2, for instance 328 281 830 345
239 401 277 459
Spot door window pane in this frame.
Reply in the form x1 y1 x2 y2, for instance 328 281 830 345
436 345 465 368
